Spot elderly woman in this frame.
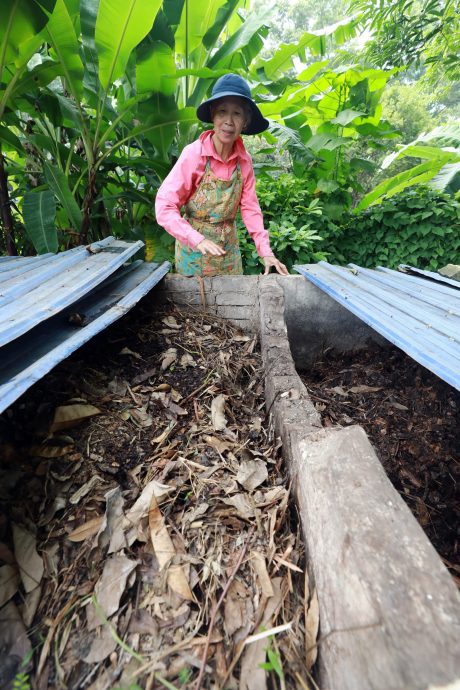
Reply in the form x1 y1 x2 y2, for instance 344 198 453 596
155 74 288 276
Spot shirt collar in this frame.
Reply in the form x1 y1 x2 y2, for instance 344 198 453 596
200 129 249 163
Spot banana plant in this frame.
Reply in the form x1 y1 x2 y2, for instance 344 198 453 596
0 0 57 253
357 123 460 210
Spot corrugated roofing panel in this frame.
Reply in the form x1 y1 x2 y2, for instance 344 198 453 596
0 260 170 413
398 264 460 289
0 237 143 347
294 262 460 391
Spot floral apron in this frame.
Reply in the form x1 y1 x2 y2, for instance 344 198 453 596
175 158 243 276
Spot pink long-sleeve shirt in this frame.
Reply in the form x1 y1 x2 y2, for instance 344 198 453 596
154 130 273 257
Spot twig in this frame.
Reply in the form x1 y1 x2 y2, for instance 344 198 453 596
195 527 255 690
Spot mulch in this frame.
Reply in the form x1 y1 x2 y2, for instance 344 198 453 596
0 302 319 690
300 343 460 584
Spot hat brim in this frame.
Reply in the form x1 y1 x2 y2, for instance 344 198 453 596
196 92 269 136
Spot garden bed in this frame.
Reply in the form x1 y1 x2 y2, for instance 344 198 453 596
300 343 460 581
0 302 316 690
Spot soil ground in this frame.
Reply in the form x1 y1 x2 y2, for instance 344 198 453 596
300 343 460 584
0 302 317 690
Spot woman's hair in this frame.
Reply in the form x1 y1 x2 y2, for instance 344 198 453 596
210 97 252 132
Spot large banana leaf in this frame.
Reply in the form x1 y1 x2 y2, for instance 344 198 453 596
356 158 453 211
80 0 100 101
175 0 225 57
202 0 243 49
0 0 57 119
8 61 62 102
98 107 197 173
22 189 58 254
136 41 176 95
0 125 23 152
207 9 271 69
430 161 460 193
259 17 359 81
95 0 162 91
0 0 56 70
45 0 84 99
44 161 82 230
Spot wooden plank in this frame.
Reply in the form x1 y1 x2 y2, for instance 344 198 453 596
295 425 460 690
259 276 460 690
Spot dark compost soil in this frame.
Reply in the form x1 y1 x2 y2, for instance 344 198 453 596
300 343 460 582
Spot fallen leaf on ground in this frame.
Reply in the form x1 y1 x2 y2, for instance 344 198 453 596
12 524 44 593
50 404 101 432
211 394 227 431
0 565 19 607
87 554 138 630
162 316 181 329
148 492 193 600
160 347 178 371
251 552 274 598
305 587 319 670
123 480 173 545
203 434 232 454
180 353 196 367
236 458 268 491
0 602 32 683
83 624 118 663
130 407 153 427
68 516 104 542
222 494 255 520
119 346 142 360
69 475 102 505
348 385 382 394
224 579 253 638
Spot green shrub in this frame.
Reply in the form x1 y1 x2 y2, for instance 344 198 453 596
325 187 460 269
238 174 333 273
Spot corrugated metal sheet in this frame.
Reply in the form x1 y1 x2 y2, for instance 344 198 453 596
294 262 460 391
398 264 460 289
0 239 170 412
0 238 145 347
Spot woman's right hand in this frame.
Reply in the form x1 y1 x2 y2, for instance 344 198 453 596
196 239 226 256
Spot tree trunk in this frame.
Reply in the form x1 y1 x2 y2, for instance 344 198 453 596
79 166 97 245
0 148 17 256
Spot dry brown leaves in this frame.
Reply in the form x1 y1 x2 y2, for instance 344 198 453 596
0 305 316 690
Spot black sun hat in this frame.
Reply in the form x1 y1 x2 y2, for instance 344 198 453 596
196 73 269 136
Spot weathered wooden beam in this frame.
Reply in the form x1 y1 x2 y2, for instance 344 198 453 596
259 276 460 690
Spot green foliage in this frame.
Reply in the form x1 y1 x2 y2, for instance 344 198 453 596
12 673 31 690
324 187 460 270
259 636 284 680
351 0 460 83
358 123 460 209
237 174 330 273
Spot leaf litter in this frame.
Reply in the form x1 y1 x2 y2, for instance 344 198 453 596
0 304 315 689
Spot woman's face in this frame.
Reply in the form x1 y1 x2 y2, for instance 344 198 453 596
211 97 247 149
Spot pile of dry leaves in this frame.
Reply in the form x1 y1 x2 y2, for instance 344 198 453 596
301 343 460 584
0 304 319 690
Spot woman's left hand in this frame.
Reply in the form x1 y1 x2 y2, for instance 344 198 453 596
262 255 289 276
